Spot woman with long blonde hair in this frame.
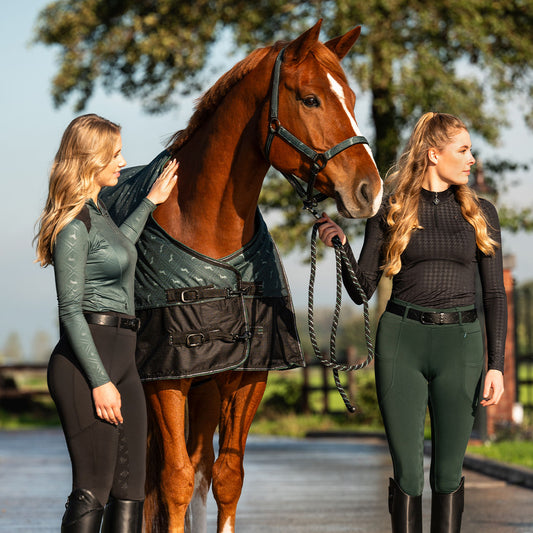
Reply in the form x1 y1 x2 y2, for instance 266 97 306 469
35 114 178 533
318 112 506 533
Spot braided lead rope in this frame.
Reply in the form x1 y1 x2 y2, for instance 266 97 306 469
308 223 375 412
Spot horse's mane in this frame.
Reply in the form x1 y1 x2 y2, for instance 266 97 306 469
167 45 276 154
167 40 349 154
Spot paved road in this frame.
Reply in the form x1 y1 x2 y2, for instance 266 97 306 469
0 429 532 532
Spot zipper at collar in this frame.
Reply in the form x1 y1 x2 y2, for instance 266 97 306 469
432 191 440 227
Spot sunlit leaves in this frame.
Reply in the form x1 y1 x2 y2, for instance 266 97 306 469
33 0 533 242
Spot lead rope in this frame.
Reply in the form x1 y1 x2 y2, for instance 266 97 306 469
308 222 375 413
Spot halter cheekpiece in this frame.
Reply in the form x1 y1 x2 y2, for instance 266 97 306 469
264 47 370 214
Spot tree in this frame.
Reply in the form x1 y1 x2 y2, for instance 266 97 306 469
31 331 53 363
3 332 24 364
34 0 533 250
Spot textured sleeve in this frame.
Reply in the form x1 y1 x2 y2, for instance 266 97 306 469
341 208 386 305
53 220 111 388
477 199 507 372
118 197 156 243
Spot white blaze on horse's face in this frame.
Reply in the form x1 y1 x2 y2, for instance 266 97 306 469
326 73 383 216
326 74 374 162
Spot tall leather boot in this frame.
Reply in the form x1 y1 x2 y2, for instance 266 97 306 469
430 477 465 533
61 488 104 533
388 478 423 533
101 497 144 533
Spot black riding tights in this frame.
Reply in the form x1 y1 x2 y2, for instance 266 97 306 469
48 317 147 507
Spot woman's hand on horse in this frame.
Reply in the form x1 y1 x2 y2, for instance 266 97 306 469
146 159 179 205
317 212 347 247
92 381 123 425
480 369 504 407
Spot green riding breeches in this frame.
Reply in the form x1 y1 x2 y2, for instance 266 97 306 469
375 299 484 496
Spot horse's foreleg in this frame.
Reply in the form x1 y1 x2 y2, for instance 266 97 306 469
144 379 194 533
212 371 268 533
185 379 221 533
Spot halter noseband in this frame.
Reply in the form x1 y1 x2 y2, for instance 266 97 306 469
264 48 369 214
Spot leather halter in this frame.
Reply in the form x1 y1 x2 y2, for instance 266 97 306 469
264 47 370 213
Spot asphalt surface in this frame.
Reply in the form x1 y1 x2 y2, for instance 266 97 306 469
0 429 532 532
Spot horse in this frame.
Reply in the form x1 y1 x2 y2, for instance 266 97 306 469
103 20 382 533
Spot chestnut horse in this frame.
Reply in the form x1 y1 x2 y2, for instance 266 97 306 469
105 20 382 533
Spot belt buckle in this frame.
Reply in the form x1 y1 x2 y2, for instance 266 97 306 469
186 333 205 347
181 289 199 303
120 317 140 331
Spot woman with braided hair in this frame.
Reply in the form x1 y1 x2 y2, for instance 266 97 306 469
35 114 178 532
318 112 506 533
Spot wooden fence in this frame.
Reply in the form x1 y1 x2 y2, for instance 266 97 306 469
0 364 48 402
301 347 362 415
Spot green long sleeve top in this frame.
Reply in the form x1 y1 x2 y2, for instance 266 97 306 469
53 197 156 388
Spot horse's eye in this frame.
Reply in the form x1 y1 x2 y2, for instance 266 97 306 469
302 95 320 108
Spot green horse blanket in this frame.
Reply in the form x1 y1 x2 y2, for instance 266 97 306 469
101 150 304 380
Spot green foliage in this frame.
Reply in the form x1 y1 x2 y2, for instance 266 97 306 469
256 365 383 431
2 332 24 363
259 370 305 414
295 307 379 357
497 205 533 233
34 0 533 246
467 440 533 470
0 397 59 430
250 411 369 438
475 159 533 233
352 368 381 426
260 171 369 252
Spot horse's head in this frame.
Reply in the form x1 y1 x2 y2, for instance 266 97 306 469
261 20 382 219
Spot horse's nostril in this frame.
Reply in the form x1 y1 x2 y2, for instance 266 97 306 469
359 182 370 204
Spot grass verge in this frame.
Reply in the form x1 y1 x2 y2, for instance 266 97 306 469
467 439 533 470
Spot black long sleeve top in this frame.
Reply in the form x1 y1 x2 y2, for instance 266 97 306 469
341 187 507 372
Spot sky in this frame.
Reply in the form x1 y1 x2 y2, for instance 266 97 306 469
1 1 532 358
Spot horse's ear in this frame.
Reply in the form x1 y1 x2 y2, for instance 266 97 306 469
284 19 323 64
325 26 362 60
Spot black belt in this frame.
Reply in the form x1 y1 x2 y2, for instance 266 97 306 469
386 301 477 325
84 312 140 332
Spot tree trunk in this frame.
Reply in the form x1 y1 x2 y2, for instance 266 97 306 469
370 44 397 317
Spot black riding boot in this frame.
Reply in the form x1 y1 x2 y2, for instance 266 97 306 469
101 497 144 533
430 477 465 533
61 488 104 533
388 478 423 533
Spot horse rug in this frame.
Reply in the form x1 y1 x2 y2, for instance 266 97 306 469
101 150 304 380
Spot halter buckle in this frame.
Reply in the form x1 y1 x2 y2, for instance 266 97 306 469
269 118 281 133
313 153 328 171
